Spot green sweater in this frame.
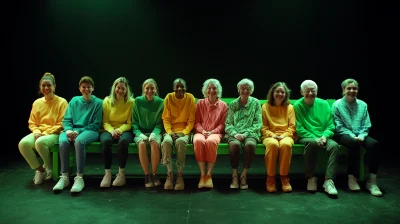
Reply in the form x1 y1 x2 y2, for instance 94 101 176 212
293 97 334 139
132 95 164 136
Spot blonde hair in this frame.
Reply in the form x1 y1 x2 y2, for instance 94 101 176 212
108 77 133 106
141 78 159 96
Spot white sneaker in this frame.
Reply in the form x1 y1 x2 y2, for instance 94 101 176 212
112 173 126 187
53 176 70 191
366 181 383 197
348 175 361 191
307 177 318 191
45 169 53 181
323 179 338 195
70 176 85 193
100 174 112 188
33 170 47 185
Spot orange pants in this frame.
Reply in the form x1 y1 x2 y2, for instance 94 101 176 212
193 133 221 163
262 137 294 176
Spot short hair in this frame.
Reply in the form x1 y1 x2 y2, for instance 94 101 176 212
108 77 133 106
38 72 56 95
341 78 359 90
173 78 187 89
237 78 254 94
300 80 318 91
79 76 95 87
202 78 223 98
267 82 291 106
142 78 160 96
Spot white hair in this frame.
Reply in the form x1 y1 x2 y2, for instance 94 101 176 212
300 80 318 91
202 78 223 98
237 78 254 94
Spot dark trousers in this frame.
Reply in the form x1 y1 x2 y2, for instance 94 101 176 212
100 131 133 169
228 137 256 169
334 134 380 176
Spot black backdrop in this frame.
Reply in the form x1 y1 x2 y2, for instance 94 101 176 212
8 0 397 162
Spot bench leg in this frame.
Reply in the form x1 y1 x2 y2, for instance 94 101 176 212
359 148 365 181
52 151 59 181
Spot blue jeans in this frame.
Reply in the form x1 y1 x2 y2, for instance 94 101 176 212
59 130 99 174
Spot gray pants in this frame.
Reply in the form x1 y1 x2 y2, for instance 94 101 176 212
299 138 339 179
161 134 190 170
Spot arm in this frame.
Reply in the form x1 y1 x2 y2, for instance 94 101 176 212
357 108 371 140
28 104 41 134
225 103 238 136
102 98 114 133
332 103 356 137
131 100 143 136
182 98 196 135
194 100 205 133
62 101 74 132
162 96 173 134
281 105 295 138
260 104 274 138
322 103 335 138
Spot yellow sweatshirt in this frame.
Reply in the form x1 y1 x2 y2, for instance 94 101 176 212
28 95 68 135
162 92 196 135
261 103 296 140
102 96 134 133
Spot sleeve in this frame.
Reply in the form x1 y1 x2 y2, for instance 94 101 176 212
117 99 134 133
28 102 41 134
224 103 238 136
152 100 164 135
182 96 196 135
322 102 335 138
102 98 114 133
357 106 371 140
162 96 173 134
131 99 143 136
332 103 355 137
62 100 74 132
43 99 69 135
260 104 274 138
281 105 296 138
194 100 205 133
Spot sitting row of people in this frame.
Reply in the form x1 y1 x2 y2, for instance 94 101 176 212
18 73 381 198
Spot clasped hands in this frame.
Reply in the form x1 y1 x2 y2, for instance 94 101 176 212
66 130 79 142
171 132 184 140
202 130 213 137
234 133 245 141
316 136 327 148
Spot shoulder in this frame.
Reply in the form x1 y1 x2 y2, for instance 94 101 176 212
186 93 195 101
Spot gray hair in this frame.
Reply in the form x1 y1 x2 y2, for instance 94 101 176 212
237 78 254 94
202 78 223 98
300 80 318 91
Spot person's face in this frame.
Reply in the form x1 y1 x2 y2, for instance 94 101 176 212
300 83 317 104
239 84 251 98
114 82 127 99
40 79 55 96
343 83 358 101
144 83 156 99
207 83 217 97
273 86 286 105
174 81 186 98
79 82 94 96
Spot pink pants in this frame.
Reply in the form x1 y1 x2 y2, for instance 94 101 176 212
193 133 221 163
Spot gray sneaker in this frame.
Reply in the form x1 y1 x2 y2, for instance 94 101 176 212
164 172 174 190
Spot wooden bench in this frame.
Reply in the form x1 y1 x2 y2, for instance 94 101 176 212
49 98 365 181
